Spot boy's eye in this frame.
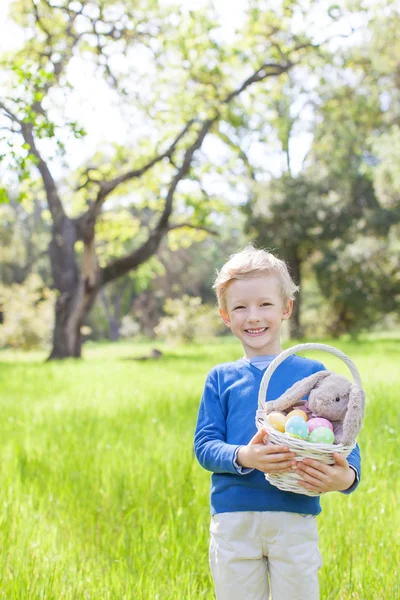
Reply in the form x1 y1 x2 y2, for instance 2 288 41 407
233 305 245 310
261 302 272 307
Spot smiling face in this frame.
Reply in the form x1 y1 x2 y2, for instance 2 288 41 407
220 275 293 358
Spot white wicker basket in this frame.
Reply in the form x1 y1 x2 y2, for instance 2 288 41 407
256 343 362 496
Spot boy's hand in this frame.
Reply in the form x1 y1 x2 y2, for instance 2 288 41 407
237 428 297 474
295 453 356 493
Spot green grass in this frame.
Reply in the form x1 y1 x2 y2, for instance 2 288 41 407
0 336 399 599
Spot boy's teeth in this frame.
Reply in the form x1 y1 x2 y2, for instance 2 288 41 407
247 328 266 333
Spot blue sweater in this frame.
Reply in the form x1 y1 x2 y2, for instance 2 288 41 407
194 356 361 515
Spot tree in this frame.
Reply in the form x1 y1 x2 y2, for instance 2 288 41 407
308 2 400 334
238 7 397 337
244 77 389 335
315 238 400 336
363 4 400 217
0 0 321 358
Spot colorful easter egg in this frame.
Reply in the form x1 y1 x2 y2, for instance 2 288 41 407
285 409 308 423
307 417 334 434
285 416 309 440
267 412 286 433
308 427 335 444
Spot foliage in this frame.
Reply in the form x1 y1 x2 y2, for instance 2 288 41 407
0 274 56 349
154 295 224 343
0 199 51 285
1 0 331 357
119 315 141 339
121 219 247 337
315 238 400 337
94 256 166 341
236 1 400 338
248 172 358 253
372 127 400 210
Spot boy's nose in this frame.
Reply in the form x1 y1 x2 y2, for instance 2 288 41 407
247 312 261 323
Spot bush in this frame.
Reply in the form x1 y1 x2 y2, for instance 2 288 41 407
0 274 56 350
119 315 141 339
315 238 400 336
154 295 224 343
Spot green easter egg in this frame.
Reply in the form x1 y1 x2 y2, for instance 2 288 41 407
309 427 335 444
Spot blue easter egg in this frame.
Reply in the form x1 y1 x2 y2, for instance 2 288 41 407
284 416 309 440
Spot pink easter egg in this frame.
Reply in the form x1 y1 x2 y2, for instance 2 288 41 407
307 417 333 433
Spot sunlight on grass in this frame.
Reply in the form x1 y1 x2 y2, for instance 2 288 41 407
0 336 398 598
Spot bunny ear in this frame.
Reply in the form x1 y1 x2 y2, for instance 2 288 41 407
266 370 331 414
341 385 365 445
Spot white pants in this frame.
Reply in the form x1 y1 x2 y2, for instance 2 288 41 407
209 511 322 600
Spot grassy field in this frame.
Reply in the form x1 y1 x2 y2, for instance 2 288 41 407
0 336 399 599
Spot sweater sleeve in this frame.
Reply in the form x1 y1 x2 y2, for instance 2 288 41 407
194 369 242 475
340 443 361 494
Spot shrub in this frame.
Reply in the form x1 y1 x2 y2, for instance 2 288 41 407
0 274 56 350
154 295 224 343
119 315 140 339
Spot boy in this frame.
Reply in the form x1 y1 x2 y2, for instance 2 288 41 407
194 246 360 600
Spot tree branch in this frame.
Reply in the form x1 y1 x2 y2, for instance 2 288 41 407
31 0 53 38
0 99 65 224
223 62 292 105
100 54 306 285
100 118 215 284
78 118 197 231
0 101 20 124
218 132 256 181
167 223 217 235
8 0 83 135
20 122 66 224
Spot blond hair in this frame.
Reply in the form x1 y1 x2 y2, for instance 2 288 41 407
214 245 299 312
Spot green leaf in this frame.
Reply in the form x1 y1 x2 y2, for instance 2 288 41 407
0 188 9 203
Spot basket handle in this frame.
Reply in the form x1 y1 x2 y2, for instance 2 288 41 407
257 343 363 412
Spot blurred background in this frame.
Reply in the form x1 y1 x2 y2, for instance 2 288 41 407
1 3 400 598
0 0 399 358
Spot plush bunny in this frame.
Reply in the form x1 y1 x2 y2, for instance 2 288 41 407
265 371 365 445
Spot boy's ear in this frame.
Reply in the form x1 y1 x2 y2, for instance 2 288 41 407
219 309 231 326
282 299 293 320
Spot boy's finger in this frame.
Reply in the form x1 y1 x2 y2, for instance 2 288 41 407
249 428 268 445
263 461 297 472
296 461 329 476
263 444 293 455
262 452 296 463
297 471 324 487
333 452 348 467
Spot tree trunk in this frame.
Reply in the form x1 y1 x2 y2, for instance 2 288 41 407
100 293 121 342
109 318 120 342
286 251 303 339
99 279 131 342
48 226 100 360
48 285 99 359
48 291 84 359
